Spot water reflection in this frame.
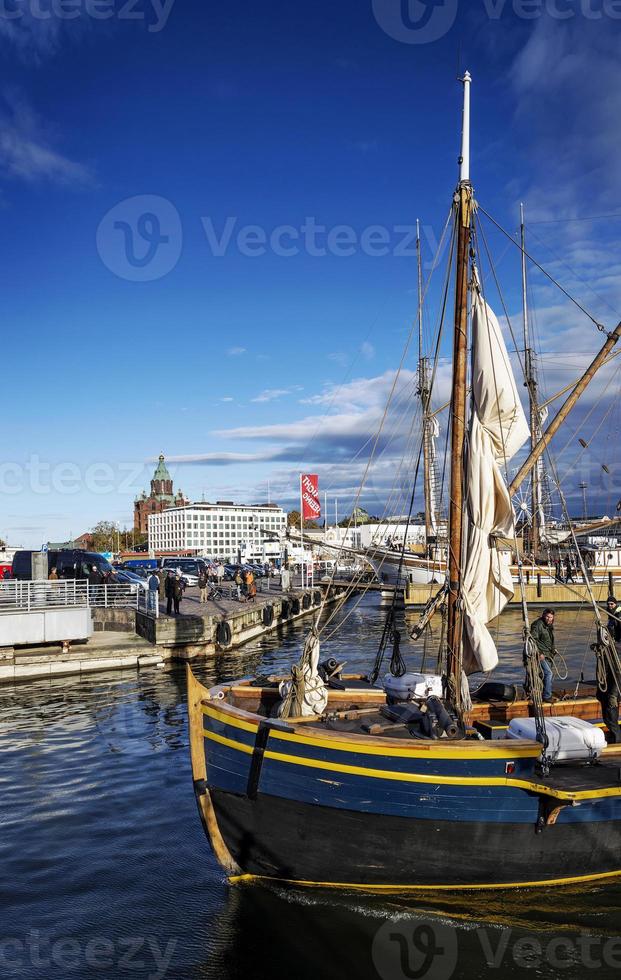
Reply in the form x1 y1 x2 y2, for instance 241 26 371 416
0 596 618 980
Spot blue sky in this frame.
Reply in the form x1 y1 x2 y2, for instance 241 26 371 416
2 0 621 546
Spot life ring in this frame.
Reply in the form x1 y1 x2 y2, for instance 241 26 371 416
290 596 301 615
302 593 311 611
280 599 290 619
262 604 274 627
313 590 322 606
216 620 232 646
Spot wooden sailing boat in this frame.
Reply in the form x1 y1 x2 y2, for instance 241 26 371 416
188 73 621 890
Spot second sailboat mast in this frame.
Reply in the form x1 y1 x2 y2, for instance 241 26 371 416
446 71 473 713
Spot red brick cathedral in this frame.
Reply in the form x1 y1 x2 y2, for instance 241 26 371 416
134 454 189 533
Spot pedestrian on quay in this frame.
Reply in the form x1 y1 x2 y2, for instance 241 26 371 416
158 568 166 599
165 570 175 615
280 565 291 592
198 566 209 604
599 596 621 743
528 608 557 704
234 568 243 601
173 572 184 615
216 561 225 590
147 570 159 614
48 567 59 581
246 570 257 603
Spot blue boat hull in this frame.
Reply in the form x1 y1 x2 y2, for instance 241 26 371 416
189 675 621 889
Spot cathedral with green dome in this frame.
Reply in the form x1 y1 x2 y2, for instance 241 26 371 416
134 454 189 533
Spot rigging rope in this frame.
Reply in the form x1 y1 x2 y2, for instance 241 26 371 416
478 205 611 333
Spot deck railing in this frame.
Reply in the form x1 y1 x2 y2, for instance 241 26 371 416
0 580 145 614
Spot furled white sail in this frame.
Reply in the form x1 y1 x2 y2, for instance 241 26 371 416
461 281 530 674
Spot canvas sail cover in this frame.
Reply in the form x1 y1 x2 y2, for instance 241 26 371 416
461 283 530 674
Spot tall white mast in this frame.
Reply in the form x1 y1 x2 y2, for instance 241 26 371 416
459 70 472 185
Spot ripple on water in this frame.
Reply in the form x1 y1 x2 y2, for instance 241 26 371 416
0 598 618 980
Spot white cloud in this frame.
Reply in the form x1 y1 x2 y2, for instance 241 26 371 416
226 346 247 357
251 386 303 403
0 90 92 186
361 341 375 361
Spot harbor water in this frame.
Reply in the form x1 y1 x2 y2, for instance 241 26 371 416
1 595 620 980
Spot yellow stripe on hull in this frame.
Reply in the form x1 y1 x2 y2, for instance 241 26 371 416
202 704 541 759
203 729 621 801
228 868 621 892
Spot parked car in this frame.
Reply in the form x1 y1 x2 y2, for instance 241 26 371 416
122 558 158 571
12 549 113 581
160 557 205 586
113 569 149 592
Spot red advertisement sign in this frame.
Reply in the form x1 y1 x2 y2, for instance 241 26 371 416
301 473 321 521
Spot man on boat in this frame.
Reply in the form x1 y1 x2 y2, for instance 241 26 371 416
600 595 621 743
530 608 557 703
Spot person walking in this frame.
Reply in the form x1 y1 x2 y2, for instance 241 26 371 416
529 608 557 703
147 570 159 614
198 566 209 604
172 572 183 615
216 561 225 590
48 567 59 581
165 570 175 616
599 596 621 743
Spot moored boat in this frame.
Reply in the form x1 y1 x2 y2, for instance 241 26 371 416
188 668 621 889
187 71 621 891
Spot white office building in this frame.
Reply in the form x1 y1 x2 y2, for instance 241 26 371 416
148 501 287 562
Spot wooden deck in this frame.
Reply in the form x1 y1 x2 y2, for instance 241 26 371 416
404 579 617 609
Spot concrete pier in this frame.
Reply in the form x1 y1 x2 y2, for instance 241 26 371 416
0 582 348 685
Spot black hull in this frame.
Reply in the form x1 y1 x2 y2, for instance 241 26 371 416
211 788 621 888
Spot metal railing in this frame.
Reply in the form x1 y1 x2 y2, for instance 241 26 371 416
0 580 141 614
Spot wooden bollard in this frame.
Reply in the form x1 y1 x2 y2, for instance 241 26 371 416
537 573 542 598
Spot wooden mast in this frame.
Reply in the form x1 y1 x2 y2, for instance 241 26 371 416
446 71 473 717
520 203 540 556
417 219 433 553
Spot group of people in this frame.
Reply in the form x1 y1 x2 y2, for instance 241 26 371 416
234 568 257 602
529 597 621 742
197 563 225 603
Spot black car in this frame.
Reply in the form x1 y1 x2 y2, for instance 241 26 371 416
12 549 113 581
